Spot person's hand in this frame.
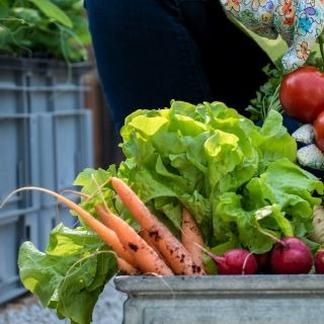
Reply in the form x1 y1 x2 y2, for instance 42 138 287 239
220 0 324 71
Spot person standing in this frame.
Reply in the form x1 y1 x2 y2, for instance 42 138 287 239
85 0 269 130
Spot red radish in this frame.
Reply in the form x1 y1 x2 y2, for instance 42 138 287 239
198 245 257 275
315 250 324 274
255 252 272 274
271 237 313 274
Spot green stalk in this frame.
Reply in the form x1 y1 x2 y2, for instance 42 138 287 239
319 35 324 72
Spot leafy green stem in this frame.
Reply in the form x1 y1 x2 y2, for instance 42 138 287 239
319 36 324 72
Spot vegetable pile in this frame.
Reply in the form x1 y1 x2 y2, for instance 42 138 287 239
246 56 324 183
9 100 324 324
247 58 324 154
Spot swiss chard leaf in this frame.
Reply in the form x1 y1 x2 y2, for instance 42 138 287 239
18 224 117 324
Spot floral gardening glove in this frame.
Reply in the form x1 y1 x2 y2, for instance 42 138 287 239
285 117 324 178
220 0 324 71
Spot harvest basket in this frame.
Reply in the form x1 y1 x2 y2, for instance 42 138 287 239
115 275 324 324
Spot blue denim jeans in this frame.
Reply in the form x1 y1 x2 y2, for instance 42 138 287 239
85 0 269 130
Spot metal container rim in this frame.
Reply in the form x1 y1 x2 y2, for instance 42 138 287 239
114 275 324 295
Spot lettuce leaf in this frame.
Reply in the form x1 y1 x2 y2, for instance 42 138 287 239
18 224 117 324
244 158 323 237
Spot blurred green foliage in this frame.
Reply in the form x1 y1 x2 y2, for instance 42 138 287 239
0 0 91 62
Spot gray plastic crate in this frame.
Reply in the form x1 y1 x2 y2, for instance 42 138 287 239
52 69 85 112
0 65 27 115
0 56 93 304
0 56 90 114
0 212 39 304
27 66 87 113
0 114 40 217
38 110 93 207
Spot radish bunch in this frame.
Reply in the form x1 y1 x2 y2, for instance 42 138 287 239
203 237 324 275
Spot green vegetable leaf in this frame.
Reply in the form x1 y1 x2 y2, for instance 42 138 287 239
258 110 297 167
0 0 9 18
215 192 275 253
18 224 117 324
244 158 323 237
74 166 116 195
245 159 323 217
2 0 89 61
246 64 283 121
28 0 73 28
12 7 41 25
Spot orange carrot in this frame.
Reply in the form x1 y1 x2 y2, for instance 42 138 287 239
110 177 205 275
95 205 173 276
96 206 135 264
182 208 205 271
0 187 133 265
110 177 155 229
97 204 116 229
140 230 165 261
99 224 135 265
117 257 141 275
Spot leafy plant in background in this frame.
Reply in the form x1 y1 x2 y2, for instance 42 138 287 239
0 0 90 62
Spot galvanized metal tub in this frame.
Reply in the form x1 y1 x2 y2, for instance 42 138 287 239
115 275 324 324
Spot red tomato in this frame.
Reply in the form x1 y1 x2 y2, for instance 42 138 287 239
280 66 324 123
314 111 324 152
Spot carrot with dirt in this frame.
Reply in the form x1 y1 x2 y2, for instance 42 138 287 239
110 177 205 275
98 205 165 269
140 229 166 261
95 205 174 275
117 257 141 275
181 208 205 271
99 225 135 265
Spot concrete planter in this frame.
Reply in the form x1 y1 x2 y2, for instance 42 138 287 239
115 275 324 324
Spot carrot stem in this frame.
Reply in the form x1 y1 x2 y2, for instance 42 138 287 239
1 187 135 264
59 189 90 200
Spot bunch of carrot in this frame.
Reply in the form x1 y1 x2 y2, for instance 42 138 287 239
3 178 206 276
95 177 206 276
